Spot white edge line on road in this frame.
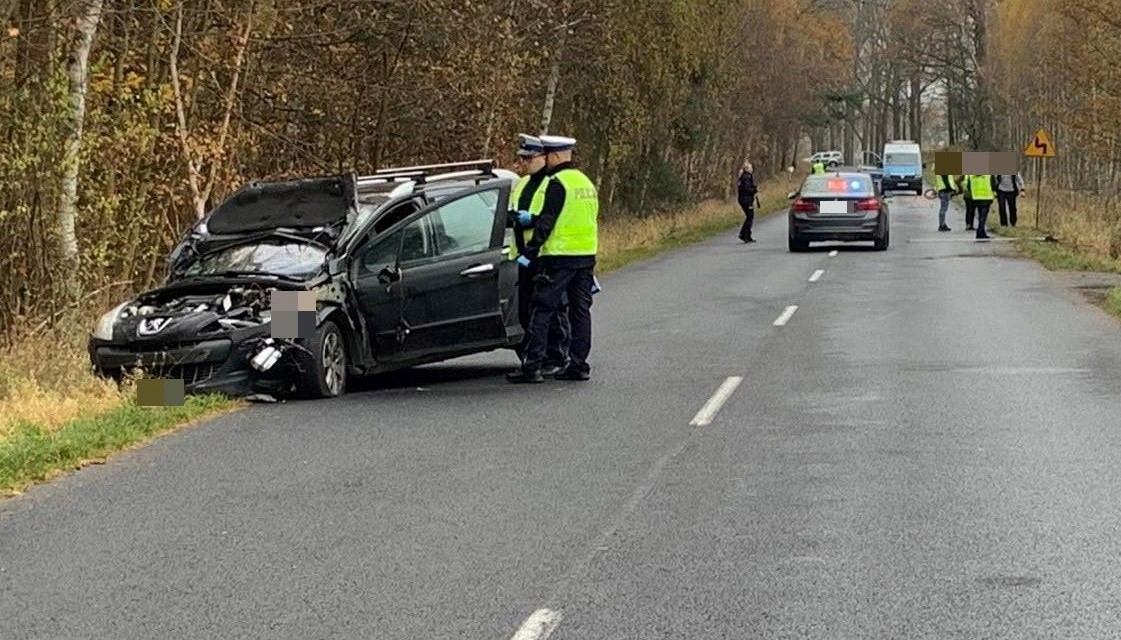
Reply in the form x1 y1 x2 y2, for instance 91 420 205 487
907 237 1019 243
689 376 744 426
828 250 839 257
809 269 824 282
510 609 562 640
773 305 798 327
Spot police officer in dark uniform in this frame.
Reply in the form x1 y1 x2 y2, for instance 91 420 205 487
507 134 598 383
508 134 570 374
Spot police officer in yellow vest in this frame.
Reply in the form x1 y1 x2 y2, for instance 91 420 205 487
965 174 997 240
507 134 598 383
812 161 826 175
509 134 570 371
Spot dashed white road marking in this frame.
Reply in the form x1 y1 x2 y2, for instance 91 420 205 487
689 376 744 426
828 250 839 257
773 305 798 327
809 269 824 282
510 609 562 640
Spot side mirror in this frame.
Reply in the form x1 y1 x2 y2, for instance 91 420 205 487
787 191 798 200
377 265 401 284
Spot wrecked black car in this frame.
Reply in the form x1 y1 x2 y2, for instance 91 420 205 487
89 161 524 398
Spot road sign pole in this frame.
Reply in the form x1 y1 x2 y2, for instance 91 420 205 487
1035 157 1042 230
1025 127 1055 231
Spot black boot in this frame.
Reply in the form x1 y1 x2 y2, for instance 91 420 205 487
554 368 590 381
506 368 544 384
541 362 566 377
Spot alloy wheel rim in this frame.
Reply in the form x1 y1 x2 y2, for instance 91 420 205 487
322 331 345 395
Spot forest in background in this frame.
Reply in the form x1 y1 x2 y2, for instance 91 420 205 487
3 0 1121 345
0 0 847 340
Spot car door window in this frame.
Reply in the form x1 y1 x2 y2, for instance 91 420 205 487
359 229 402 275
399 217 434 264
430 190 500 257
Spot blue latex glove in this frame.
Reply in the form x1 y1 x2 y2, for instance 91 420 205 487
516 255 531 268
516 210 534 227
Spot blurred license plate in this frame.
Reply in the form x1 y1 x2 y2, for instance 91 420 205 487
819 200 849 214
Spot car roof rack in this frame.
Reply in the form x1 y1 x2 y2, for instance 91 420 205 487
355 160 496 189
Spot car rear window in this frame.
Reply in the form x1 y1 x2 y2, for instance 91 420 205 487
799 175 874 199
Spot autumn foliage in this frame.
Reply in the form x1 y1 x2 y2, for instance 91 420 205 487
0 0 849 338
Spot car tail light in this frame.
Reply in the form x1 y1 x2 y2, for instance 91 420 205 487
792 198 817 213
855 198 880 211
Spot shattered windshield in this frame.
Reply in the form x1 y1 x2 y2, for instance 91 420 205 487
183 241 326 279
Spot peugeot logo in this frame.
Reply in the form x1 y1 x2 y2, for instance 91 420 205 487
138 317 171 336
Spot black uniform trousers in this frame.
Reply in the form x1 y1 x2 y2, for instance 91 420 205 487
516 264 569 366
523 263 594 374
974 199 993 238
964 198 976 228
738 200 755 240
997 191 1018 226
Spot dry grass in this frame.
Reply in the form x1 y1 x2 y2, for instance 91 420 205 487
1013 189 1121 260
0 309 237 495
990 189 1121 325
0 313 127 439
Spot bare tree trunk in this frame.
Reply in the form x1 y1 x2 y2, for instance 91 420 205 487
539 23 568 135
169 5 205 219
909 73 922 145
202 5 254 211
171 2 255 219
57 0 104 298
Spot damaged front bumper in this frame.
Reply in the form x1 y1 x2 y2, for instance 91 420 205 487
89 324 307 397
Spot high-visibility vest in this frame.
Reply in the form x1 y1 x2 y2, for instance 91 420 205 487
511 173 548 246
967 174 994 201
540 169 598 257
812 162 825 174
936 175 956 192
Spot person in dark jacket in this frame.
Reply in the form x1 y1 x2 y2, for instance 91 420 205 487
737 161 761 243
995 173 1026 227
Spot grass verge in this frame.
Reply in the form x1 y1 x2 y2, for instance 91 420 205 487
0 394 235 497
0 174 795 498
0 313 240 498
991 206 1121 324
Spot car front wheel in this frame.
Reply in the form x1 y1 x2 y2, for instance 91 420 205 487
295 319 347 398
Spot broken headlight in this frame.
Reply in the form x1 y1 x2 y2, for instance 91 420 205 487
92 302 128 340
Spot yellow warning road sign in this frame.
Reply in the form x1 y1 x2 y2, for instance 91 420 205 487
1025 128 1055 158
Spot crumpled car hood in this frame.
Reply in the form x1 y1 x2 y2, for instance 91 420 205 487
206 175 354 234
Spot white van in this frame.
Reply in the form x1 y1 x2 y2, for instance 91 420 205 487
881 140 923 194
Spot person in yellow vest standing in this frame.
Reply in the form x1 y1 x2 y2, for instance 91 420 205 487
966 174 997 240
812 161 826 175
507 134 598 383
508 134 570 372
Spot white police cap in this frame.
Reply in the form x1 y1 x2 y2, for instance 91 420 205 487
540 135 576 151
517 134 545 156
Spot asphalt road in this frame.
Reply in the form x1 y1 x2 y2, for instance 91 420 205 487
4 192 1121 639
